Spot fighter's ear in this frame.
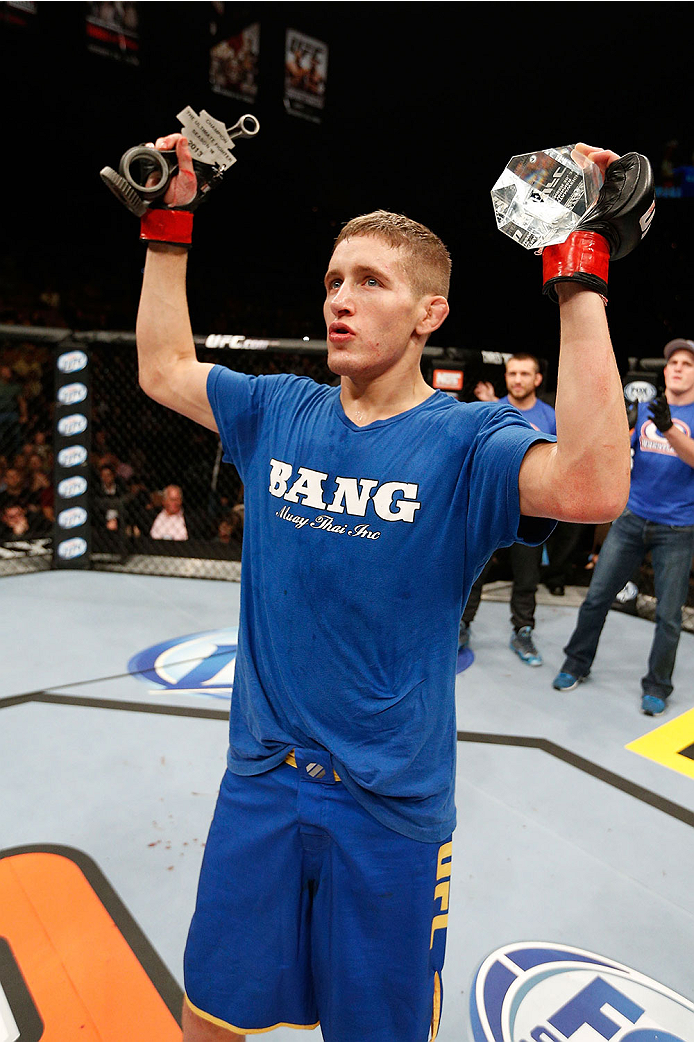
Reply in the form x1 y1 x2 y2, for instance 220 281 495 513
415 296 449 337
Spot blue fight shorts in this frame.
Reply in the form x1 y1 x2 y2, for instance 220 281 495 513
183 747 452 1041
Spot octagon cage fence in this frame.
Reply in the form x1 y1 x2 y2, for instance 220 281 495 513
0 323 692 634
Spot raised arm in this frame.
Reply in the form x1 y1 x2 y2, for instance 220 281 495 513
135 133 216 432
518 283 629 521
518 143 655 523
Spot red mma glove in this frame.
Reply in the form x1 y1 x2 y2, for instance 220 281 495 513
543 151 655 302
139 134 198 248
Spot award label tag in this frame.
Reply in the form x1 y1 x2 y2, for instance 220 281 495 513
176 107 237 170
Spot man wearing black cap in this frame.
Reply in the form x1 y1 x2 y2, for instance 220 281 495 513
553 339 694 715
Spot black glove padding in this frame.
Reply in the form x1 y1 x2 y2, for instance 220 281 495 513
647 394 673 432
542 152 655 302
578 152 655 260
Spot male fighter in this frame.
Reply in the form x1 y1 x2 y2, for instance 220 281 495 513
128 134 653 1041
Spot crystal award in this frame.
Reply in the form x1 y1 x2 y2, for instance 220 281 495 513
491 145 604 250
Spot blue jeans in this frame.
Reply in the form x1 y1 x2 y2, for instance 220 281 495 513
562 508 694 700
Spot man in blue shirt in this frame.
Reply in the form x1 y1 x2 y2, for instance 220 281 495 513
131 134 642 1042
553 339 694 715
461 354 557 666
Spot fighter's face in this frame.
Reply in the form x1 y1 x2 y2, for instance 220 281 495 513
504 361 541 402
664 350 694 399
323 236 427 380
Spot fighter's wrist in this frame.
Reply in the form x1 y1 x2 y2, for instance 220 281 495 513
555 283 587 303
146 242 190 255
140 208 194 247
543 231 610 304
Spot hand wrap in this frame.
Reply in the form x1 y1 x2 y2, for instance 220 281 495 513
139 209 194 247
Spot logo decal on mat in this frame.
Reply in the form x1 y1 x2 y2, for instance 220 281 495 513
0 845 182 1040
129 628 238 699
470 941 694 1042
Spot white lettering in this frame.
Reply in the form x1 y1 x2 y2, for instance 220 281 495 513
277 505 310 528
372 482 421 523
269 458 294 498
327 475 379 517
269 459 422 523
204 333 271 350
310 514 348 533
348 523 380 540
285 466 328 509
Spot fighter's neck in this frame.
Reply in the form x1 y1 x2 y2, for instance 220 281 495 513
340 373 434 427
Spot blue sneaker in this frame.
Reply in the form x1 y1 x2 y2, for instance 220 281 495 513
641 694 666 716
510 626 542 666
552 671 585 691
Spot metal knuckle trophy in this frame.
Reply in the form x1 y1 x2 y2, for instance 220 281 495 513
100 107 260 217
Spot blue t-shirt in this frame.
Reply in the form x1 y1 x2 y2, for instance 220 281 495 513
498 395 557 436
208 366 555 841
628 400 694 525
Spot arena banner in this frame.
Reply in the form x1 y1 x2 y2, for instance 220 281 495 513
0 1 37 29
283 28 328 124
86 1 140 65
52 345 91 569
433 368 465 399
209 17 260 104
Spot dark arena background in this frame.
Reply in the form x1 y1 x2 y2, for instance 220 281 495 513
1 3 693 610
2 6 694 1042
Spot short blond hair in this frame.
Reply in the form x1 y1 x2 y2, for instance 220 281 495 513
334 210 451 299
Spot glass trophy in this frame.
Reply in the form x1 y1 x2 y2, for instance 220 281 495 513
491 145 604 250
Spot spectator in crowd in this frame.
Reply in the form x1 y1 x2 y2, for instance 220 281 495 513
554 338 694 715
214 513 243 556
123 475 152 539
26 451 48 489
29 429 52 466
92 463 126 548
0 363 27 460
11 342 44 404
215 516 236 544
97 464 125 521
23 453 53 533
137 487 164 532
149 484 189 540
0 503 35 541
460 353 557 666
0 466 36 513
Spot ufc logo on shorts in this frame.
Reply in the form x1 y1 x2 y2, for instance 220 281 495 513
430 841 452 949
269 458 422 523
